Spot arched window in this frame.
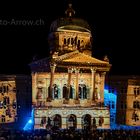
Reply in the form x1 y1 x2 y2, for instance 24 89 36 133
79 84 82 98
64 38 66 45
83 84 87 99
77 40 80 48
53 84 58 99
82 114 91 130
69 85 73 99
52 114 62 129
63 84 68 99
67 38 70 45
79 84 87 99
67 114 77 129
71 38 74 45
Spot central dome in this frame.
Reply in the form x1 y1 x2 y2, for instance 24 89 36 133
50 17 91 33
48 3 93 57
50 3 91 33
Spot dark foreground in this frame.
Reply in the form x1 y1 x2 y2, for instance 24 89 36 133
0 128 140 140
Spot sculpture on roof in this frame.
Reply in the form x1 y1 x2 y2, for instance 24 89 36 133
65 3 75 18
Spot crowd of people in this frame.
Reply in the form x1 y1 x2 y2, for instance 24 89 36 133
0 128 140 140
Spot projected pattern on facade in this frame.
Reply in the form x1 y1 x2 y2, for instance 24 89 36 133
0 80 17 123
30 3 111 130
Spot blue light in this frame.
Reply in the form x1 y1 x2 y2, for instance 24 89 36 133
28 119 32 124
104 86 117 129
23 109 34 131
104 85 140 130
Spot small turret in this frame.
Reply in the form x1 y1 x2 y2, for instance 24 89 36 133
65 3 75 18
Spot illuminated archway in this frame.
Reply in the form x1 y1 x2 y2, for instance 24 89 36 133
82 114 91 130
52 114 62 129
66 114 77 129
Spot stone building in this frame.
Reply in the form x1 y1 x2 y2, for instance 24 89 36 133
106 75 140 127
126 78 140 126
0 75 17 124
30 4 111 129
0 74 32 129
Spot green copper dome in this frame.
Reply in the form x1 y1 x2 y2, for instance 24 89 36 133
50 4 91 33
50 17 91 33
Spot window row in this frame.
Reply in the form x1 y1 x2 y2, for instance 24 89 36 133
0 86 16 93
63 37 84 47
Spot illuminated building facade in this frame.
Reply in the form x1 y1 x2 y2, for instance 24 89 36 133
30 4 111 130
126 78 140 126
0 76 17 124
106 75 140 128
0 74 32 130
104 87 117 128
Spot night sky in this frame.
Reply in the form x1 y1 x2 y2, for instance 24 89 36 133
0 1 139 75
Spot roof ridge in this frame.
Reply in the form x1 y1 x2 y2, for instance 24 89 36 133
56 50 79 61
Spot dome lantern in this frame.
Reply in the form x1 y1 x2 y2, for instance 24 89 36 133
48 3 93 56
65 3 75 18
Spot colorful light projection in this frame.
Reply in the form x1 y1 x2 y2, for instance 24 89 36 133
104 88 117 128
0 80 17 123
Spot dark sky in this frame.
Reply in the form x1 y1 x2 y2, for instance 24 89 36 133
0 0 139 75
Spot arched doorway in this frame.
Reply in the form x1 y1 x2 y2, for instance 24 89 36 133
67 114 77 130
52 114 62 129
82 114 91 130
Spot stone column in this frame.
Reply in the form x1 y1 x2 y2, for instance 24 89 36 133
75 68 79 101
100 72 106 103
60 79 63 99
67 67 73 100
49 63 56 100
91 68 96 101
